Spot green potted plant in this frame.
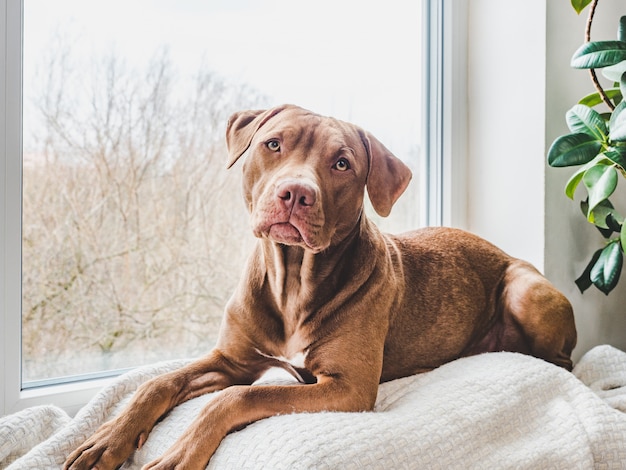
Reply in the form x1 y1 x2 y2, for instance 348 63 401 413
547 0 626 294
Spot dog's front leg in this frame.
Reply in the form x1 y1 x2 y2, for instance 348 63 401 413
64 349 256 470
142 376 378 470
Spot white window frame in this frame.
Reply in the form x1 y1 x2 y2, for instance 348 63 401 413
423 0 468 228
1 0 468 416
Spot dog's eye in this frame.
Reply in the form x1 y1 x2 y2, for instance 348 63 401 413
266 140 281 152
333 158 351 172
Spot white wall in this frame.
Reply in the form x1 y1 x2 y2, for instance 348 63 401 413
466 0 546 271
466 0 626 361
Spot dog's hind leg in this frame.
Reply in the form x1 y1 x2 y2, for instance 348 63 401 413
500 260 577 370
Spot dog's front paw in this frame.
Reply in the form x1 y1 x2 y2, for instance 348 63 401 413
141 433 215 470
64 418 148 470
142 451 204 470
142 454 185 470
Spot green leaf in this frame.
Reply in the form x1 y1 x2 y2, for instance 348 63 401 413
596 225 615 239
610 100 626 126
565 154 615 199
547 133 602 167
566 104 608 139
571 41 626 69
620 16 626 43
605 144 626 177
590 241 623 294
606 212 623 233
565 167 586 199
604 148 626 172
602 60 626 82
571 0 592 15
583 198 619 231
610 124 626 142
622 222 626 255
576 248 602 293
609 99 626 141
579 88 623 107
581 199 615 237
583 164 618 220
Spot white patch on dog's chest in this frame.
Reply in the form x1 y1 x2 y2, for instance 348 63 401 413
255 348 309 382
256 348 308 368
278 350 307 369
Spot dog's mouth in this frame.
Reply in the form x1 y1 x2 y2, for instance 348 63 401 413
265 222 327 253
269 223 303 245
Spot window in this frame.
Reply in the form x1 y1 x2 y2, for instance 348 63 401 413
2 0 465 414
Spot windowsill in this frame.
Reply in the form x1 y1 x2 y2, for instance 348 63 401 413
11 376 118 417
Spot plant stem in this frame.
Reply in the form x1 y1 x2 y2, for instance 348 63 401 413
586 0 616 111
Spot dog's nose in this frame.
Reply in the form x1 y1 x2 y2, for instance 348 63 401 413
276 180 317 208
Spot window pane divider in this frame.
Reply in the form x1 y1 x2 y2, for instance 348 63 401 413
2 0 24 416
422 0 468 228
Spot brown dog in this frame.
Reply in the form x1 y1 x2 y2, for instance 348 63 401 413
65 104 577 470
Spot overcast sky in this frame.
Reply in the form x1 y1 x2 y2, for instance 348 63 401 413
24 0 422 159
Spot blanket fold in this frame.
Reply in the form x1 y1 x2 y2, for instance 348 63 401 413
2 346 626 469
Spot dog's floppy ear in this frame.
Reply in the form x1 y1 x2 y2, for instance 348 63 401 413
359 130 412 217
226 105 288 168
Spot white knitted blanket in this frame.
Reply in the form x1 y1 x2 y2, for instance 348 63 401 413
2 345 626 469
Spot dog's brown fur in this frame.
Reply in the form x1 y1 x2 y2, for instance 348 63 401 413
65 105 576 470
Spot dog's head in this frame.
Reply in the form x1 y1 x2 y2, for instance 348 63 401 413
226 104 412 253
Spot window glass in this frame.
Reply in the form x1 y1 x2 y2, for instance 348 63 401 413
22 0 423 385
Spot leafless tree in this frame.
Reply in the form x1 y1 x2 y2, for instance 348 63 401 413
22 45 267 380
